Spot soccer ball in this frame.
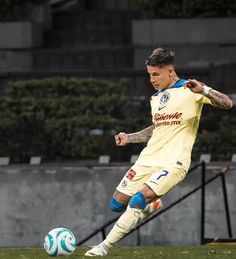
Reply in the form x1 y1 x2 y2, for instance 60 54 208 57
44 227 77 256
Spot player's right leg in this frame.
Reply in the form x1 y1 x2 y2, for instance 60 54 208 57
85 185 157 257
84 165 164 257
84 190 130 257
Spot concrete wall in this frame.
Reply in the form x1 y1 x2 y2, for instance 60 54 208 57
0 50 32 72
0 163 235 248
0 4 51 71
133 18 236 45
0 22 43 49
0 22 41 72
132 18 236 70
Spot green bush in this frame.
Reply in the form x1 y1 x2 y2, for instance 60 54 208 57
193 106 236 161
0 77 150 162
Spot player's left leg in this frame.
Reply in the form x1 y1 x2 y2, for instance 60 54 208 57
109 190 131 213
138 167 187 221
85 184 156 257
139 198 163 221
145 167 187 198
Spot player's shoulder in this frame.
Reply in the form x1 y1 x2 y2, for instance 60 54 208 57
172 79 187 89
151 79 188 100
166 79 187 93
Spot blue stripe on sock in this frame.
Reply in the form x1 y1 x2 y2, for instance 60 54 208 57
109 198 127 212
129 192 146 210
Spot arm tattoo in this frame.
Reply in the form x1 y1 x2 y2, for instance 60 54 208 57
127 125 154 143
207 90 233 109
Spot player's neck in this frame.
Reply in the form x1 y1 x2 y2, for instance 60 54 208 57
167 76 180 89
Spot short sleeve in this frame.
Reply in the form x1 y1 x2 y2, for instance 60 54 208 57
194 93 213 105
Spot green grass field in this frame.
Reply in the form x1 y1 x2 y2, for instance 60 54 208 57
0 246 236 259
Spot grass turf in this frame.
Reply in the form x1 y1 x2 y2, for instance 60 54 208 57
0 246 236 259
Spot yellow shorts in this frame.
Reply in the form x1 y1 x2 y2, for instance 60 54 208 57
116 164 187 197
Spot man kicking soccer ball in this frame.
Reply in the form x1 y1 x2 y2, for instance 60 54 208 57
85 47 233 256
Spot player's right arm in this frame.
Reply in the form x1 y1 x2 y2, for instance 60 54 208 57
115 125 154 146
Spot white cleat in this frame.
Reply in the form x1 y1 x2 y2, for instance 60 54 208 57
85 245 108 257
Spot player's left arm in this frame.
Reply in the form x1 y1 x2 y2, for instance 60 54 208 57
184 79 233 109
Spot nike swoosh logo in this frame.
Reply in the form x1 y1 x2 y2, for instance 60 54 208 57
116 223 126 230
158 106 166 111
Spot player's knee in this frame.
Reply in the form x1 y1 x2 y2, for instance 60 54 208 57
129 192 147 210
109 197 127 212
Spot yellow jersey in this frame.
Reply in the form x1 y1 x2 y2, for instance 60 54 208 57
136 79 212 171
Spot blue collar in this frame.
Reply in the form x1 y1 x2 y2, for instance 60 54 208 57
153 79 186 96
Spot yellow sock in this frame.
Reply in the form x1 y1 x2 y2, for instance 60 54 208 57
104 206 141 248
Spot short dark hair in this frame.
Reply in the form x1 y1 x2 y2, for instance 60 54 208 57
145 48 175 67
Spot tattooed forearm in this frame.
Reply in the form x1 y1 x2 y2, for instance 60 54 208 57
127 125 154 143
207 90 233 109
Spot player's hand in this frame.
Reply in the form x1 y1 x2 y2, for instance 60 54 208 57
114 132 129 146
183 79 205 94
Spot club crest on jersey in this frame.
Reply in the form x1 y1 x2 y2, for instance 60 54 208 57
158 92 170 110
160 92 170 105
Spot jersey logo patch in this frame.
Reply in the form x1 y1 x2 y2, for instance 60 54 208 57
126 169 136 180
121 180 128 187
159 92 170 110
160 92 170 105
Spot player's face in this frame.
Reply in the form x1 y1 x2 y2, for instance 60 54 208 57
147 65 174 91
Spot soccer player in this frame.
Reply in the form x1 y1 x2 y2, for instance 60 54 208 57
85 47 233 256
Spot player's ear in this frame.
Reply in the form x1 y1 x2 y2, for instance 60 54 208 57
168 66 174 77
